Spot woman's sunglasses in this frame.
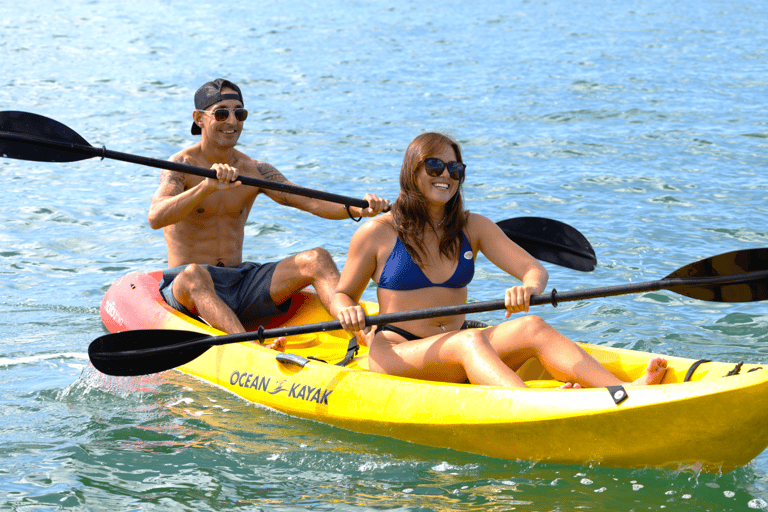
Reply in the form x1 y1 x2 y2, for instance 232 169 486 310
197 108 248 122
424 158 466 181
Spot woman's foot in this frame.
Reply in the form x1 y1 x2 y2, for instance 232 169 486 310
628 357 668 386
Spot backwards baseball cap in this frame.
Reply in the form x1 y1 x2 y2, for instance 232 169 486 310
191 78 245 135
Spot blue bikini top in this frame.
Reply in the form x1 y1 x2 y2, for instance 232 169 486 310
377 232 475 291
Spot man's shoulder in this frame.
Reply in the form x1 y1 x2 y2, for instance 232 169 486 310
233 150 268 166
235 153 282 181
169 145 201 166
231 149 260 168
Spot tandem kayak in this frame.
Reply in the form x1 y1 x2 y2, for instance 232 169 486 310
99 270 768 473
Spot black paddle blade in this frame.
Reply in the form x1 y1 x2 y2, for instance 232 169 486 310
664 248 768 303
89 329 213 376
0 111 93 162
497 217 597 272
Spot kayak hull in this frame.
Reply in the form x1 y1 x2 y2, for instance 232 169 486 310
101 270 768 472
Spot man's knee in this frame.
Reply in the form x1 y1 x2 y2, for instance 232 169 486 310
296 247 338 275
176 264 213 293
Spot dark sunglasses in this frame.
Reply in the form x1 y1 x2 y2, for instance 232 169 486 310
424 158 466 181
198 108 248 122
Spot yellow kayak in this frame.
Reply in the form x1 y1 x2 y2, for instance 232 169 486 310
99 270 768 473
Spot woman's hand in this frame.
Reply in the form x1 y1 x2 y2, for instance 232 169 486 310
336 304 369 334
504 285 537 317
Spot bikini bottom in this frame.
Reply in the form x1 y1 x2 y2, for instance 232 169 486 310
374 320 480 341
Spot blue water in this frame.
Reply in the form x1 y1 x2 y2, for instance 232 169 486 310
2 0 767 509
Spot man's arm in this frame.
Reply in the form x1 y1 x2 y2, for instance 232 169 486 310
255 161 388 220
148 155 237 229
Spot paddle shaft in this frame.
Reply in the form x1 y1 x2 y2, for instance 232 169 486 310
1 111 601 271
0 130 371 209
89 248 768 374
157 268 768 349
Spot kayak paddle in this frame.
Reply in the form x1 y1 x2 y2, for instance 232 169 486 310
89 247 768 376
0 110 597 271
496 217 595 272
0 110 371 208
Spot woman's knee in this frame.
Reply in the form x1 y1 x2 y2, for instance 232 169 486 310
452 329 493 357
511 315 578 357
513 314 553 335
492 315 558 354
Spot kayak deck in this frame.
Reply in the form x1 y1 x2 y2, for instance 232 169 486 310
101 270 768 473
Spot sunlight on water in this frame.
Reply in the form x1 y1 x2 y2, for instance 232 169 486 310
1 0 768 509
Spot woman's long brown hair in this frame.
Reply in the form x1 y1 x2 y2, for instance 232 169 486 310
393 132 468 266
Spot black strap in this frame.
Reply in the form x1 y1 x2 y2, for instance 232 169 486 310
684 359 711 382
345 204 362 222
726 361 744 377
336 336 359 366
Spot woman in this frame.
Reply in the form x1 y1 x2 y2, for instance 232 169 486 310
331 132 666 388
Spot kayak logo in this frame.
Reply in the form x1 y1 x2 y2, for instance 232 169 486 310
229 370 333 405
230 370 270 392
284 382 333 405
103 300 124 327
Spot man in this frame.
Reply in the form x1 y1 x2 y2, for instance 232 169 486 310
148 79 388 349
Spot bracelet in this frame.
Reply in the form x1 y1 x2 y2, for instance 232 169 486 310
345 205 362 222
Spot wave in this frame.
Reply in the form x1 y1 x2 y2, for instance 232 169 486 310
0 351 88 368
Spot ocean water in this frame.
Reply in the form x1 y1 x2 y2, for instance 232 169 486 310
1 0 767 510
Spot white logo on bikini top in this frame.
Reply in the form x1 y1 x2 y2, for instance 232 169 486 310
464 251 473 260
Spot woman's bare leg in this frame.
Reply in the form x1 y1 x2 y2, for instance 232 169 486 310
485 315 666 387
368 315 666 388
368 328 528 387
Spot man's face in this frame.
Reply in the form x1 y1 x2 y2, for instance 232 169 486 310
193 88 246 147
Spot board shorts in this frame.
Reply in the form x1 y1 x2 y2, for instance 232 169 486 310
159 262 291 324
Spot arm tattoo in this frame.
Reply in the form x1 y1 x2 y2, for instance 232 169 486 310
159 168 186 195
258 163 289 184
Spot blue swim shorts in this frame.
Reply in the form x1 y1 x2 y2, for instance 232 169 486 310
159 262 291 324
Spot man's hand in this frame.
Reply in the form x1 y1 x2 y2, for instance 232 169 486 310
205 163 242 191
356 193 390 218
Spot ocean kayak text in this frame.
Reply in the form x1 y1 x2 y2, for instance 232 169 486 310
229 370 333 405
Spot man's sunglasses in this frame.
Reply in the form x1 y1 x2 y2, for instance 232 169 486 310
197 108 248 122
424 158 466 181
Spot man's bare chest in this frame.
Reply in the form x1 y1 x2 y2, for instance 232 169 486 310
189 188 254 220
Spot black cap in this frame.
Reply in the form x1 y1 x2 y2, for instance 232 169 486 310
191 78 244 135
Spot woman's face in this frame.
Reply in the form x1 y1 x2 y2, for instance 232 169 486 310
416 144 461 208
